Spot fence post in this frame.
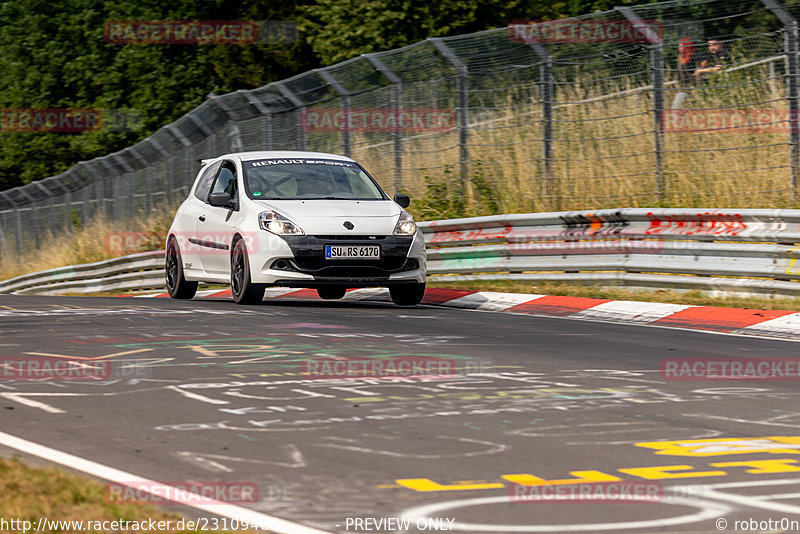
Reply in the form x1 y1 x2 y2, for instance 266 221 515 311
264 113 274 149
316 69 352 157
617 7 665 202
13 189 39 247
273 82 307 150
240 90 273 150
0 217 9 261
430 38 471 206
71 165 89 226
97 159 119 220
33 182 53 228
529 43 554 207
112 154 135 218
95 175 105 219
183 150 193 198
14 207 22 255
168 125 194 198
762 0 800 202
64 189 73 235
47 194 55 243
83 163 105 220
188 114 215 155
364 53 404 193
148 137 172 205
210 96 243 154
129 148 151 214
0 193 11 259
81 184 91 225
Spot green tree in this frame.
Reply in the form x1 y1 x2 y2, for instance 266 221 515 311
0 0 317 190
301 0 577 65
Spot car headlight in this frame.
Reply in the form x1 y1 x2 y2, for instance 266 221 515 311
259 210 305 235
393 211 417 236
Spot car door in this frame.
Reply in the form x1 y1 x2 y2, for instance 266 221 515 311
177 161 221 276
196 160 240 276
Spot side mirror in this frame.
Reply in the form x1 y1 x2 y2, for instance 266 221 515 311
208 192 232 208
393 193 410 208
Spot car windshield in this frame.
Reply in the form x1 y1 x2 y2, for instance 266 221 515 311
242 158 386 200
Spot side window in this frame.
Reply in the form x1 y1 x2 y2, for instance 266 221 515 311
193 161 222 202
211 162 238 200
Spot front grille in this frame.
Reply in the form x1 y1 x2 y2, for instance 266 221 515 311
310 266 392 278
291 255 407 272
281 235 414 277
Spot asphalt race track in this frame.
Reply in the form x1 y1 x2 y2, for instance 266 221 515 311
1 293 800 533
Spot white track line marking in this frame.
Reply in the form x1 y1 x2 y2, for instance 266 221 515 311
0 393 66 414
401 494 729 532
0 430 331 534
167 385 229 405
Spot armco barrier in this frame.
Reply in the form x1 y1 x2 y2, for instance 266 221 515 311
4 209 800 298
421 208 800 298
0 251 164 295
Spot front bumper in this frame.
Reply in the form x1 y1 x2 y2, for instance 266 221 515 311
249 231 427 287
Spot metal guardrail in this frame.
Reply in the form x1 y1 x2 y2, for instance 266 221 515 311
421 208 800 298
0 251 165 295
4 208 800 298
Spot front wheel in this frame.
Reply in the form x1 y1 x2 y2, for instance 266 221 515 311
389 283 425 306
166 238 198 299
231 239 265 305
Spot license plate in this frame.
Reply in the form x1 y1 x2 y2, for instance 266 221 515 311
325 245 380 259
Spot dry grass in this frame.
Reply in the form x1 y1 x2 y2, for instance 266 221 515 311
352 62 792 217
0 455 240 533
0 205 177 282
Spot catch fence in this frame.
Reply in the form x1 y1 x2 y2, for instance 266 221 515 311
1 0 799 260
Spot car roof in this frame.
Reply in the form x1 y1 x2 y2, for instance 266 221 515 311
221 151 355 163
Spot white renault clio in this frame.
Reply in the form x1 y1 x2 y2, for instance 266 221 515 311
165 151 427 305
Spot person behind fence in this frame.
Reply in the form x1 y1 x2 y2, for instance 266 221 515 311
677 37 699 87
671 37 698 109
694 38 730 80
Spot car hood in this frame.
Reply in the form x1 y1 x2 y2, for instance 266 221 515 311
253 199 402 235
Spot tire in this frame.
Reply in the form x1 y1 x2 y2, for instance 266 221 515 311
231 238 265 305
389 283 425 306
165 237 198 300
317 287 346 300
